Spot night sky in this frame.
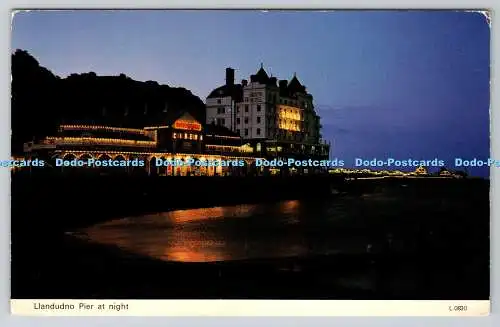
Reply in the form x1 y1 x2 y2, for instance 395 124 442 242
11 10 490 176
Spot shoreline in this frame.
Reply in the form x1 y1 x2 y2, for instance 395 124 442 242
11 174 338 230
10 175 490 300
11 174 489 231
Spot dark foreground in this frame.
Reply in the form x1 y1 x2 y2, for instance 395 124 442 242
11 174 336 231
11 176 490 300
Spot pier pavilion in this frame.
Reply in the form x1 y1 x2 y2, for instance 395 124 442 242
23 111 262 176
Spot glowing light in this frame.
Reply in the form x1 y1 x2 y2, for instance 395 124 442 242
206 144 253 153
144 126 170 130
173 120 202 131
415 166 428 174
46 137 156 147
60 125 146 134
205 134 240 140
57 150 263 161
278 123 301 132
277 105 304 131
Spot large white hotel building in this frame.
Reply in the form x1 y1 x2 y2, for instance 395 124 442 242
205 66 330 162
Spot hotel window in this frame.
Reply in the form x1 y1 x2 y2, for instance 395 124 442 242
245 129 249 136
217 99 221 104
217 107 225 114
237 129 240 134
257 105 261 112
245 97 249 102
237 118 241 124
257 117 261 123
256 143 261 152
245 105 249 112
237 105 240 113
220 118 226 125
256 128 261 135
244 117 249 124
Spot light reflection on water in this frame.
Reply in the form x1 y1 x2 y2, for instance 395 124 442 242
76 199 373 263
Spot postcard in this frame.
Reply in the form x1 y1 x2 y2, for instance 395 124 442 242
9 9 491 316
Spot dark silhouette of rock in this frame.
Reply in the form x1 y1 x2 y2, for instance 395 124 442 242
11 49 206 154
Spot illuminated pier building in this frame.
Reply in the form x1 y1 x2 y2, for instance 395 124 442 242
205 66 330 169
23 66 330 176
23 112 262 176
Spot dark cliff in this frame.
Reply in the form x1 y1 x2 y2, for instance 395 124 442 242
11 49 206 154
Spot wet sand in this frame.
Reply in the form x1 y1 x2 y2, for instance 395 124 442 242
11 177 490 300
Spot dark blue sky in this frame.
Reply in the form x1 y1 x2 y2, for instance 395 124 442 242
11 10 490 176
